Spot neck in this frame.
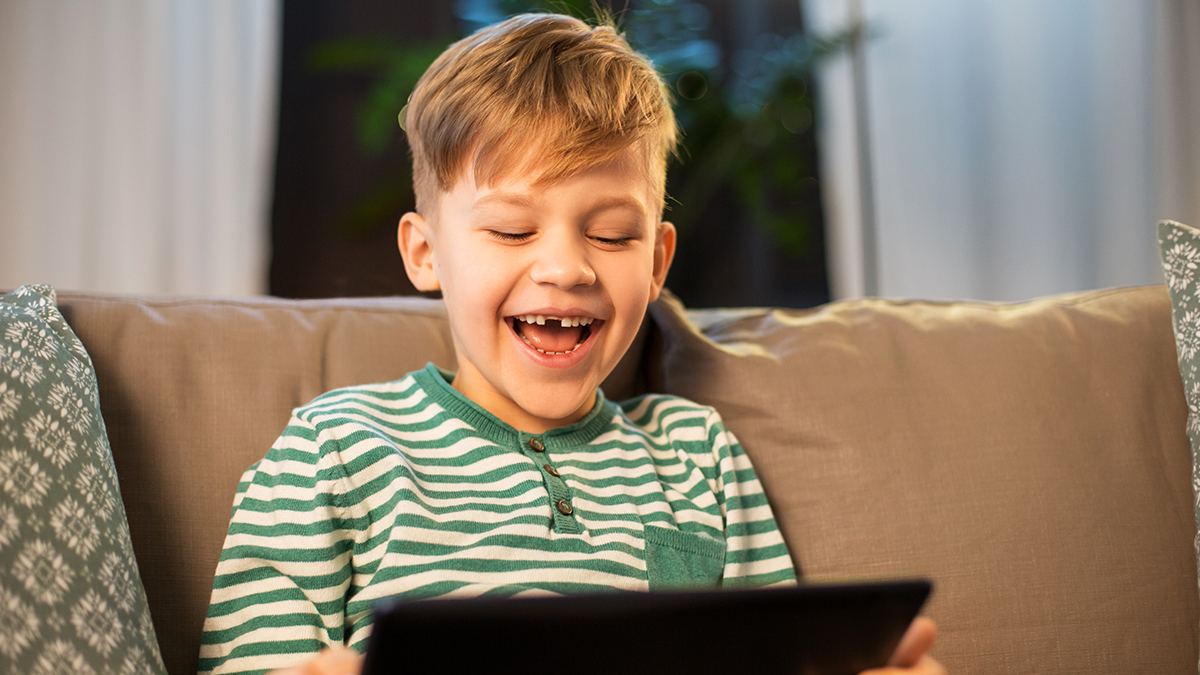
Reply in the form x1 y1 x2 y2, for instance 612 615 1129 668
450 370 595 434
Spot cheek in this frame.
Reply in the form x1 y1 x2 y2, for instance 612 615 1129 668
438 242 495 291
602 254 657 304
441 248 515 317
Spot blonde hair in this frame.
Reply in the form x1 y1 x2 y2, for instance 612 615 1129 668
404 13 678 216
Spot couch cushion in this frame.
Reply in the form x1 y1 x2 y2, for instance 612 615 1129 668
0 285 167 675
650 285 1197 674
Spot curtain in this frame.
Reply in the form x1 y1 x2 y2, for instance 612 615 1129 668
804 0 1200 301
0 0 281 296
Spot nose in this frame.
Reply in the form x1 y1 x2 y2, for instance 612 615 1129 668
529 232 597 289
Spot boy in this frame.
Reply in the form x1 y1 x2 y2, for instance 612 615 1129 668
200 13 941 675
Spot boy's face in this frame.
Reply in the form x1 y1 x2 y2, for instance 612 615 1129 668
398 148 675 433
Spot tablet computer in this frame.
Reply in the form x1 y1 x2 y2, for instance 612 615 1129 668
361 578 932 675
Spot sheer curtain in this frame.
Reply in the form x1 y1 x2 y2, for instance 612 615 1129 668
804 0 1200 301
0 0 281 296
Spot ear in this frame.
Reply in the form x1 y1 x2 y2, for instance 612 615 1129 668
398 211 441 291
648 221 676 302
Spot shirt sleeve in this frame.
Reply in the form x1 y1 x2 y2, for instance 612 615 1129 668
705 409 798 587
197 412 360 675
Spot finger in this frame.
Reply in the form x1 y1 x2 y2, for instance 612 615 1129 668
303 646 365 675
888 616 938 668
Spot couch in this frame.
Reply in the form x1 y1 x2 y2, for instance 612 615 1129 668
48 283 1197 674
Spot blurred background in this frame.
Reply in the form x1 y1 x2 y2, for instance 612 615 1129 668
0 0 1197 307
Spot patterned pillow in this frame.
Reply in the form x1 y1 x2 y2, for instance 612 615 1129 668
1158 220 1200 613
0 285 166 675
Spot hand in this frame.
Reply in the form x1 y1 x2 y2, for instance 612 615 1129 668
268 645 364 675
859 616 946 675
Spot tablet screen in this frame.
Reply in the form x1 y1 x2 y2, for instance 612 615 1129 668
361 578 932 675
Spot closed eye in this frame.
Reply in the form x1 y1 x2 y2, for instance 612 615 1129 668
591 235 636 247
489 230 533 242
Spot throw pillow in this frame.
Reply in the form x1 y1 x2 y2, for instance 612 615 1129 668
0 285 167 675
1157 219 1200 615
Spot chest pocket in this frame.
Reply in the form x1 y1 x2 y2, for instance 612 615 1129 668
643 525 726 590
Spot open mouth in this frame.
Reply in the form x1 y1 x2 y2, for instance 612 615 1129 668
510 315 597 355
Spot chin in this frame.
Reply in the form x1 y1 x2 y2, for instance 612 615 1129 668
514 387 595 425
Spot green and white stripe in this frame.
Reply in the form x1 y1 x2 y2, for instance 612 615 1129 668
199 363 795 674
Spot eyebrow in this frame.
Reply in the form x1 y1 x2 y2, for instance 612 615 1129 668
472 192 647 220
583 196 647 220
472 192 537 212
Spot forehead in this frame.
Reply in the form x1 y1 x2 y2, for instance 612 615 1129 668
447 144 661 213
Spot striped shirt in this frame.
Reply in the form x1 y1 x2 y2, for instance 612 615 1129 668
199 363 796 674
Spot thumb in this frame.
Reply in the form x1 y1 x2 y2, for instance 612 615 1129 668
888 616 938 668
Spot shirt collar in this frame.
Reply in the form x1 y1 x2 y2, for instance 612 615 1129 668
413 362 618 449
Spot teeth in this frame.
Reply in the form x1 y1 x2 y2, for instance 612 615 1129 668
516 315 594 327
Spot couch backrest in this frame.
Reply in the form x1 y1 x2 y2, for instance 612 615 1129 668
649 285 1197 674
60 286 1198 675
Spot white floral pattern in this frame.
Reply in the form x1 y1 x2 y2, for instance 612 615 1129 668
1163 241 1200 293
4 321 59 362
23 410 76 469
0 503 19 550
49 497 99 559
31 639 96 675
0 583 40 658
74 464 115 521
120 646 155 675
47 380 93 435
70 590 122 657
0 285 166 675
1 343 45 388
1178 310 1200 362
1189 380 1200 440
1 449 51 509
12 540 74 605
98 552 137 614
0 382 20 421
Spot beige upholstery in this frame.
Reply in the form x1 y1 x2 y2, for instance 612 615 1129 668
650 286 1197 674
55 285 1197 675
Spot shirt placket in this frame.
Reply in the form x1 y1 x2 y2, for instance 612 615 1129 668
518 431 581 534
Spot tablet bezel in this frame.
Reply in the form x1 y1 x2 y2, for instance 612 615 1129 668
361 578 932 675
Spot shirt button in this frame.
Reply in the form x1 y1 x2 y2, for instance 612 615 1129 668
529 438 545 452
543 463 560 477
556 499 573 516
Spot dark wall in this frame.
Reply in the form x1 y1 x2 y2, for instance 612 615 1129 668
270 1 456 298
